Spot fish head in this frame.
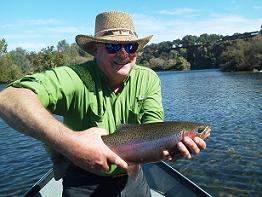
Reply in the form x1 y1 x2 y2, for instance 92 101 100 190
182 123 211 140
196 125 211 139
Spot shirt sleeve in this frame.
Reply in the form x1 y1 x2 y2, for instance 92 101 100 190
141 71 164 123
10 66 84 116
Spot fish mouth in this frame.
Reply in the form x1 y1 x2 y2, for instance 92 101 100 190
198 125 211 139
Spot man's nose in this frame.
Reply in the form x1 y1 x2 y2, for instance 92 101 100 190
116 46 128 58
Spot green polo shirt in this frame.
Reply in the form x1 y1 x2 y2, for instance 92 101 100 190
11 60 164 176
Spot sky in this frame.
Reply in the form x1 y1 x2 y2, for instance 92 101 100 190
1 0 262 52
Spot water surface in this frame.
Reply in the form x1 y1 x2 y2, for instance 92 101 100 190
0 70 261 196
159 70 262 197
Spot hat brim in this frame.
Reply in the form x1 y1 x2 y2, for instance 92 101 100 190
75 34 153 56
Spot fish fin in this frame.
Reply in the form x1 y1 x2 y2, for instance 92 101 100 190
127 164 140 180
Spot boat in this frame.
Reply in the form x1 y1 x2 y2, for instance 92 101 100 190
24 161 212 197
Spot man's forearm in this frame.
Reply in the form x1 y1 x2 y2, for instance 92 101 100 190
0 87 71 150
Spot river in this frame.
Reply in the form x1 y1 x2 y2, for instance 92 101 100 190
0 69 261 196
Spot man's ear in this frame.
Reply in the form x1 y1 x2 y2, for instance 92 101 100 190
93 43 98 57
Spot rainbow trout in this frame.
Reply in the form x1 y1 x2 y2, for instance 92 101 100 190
102 121 211 164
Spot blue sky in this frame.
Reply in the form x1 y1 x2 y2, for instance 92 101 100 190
1 0 262 51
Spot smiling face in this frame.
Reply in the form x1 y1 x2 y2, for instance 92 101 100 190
95 43 137 87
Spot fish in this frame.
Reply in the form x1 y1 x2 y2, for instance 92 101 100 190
102 121 211 164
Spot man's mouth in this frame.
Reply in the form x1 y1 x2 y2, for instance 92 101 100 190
112 62 127 70
112 59 131 70
113 60 130 65
113 56 131 65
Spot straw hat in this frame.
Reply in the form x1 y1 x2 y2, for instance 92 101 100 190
75 11 153 55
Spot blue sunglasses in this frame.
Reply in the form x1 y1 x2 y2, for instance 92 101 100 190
104 43 138 54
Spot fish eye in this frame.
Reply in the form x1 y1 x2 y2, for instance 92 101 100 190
197 126 206 133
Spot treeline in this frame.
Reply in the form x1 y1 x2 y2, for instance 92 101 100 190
137 34 262 72
0 39 93 82
0 34 262 82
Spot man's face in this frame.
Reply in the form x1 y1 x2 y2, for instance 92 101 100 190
95 43 137 85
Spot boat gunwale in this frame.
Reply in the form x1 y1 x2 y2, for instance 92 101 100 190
23 161 212 197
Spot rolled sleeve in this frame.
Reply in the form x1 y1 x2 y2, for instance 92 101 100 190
10 75 53 107
9 66 84 115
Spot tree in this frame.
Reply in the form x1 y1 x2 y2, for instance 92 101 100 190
197 34 209 44
158 41 173 53
149 57 165 70
27 46 65 72
57 39 70 53
0 53 22 82
57 40 93 65
181 35 198 47
219 39 250 71
175 56 191 70
9 47 31 73
172 39 182 48
246 36 262 70
0 38 8 56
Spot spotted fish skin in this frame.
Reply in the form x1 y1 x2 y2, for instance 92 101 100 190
102 121 211 164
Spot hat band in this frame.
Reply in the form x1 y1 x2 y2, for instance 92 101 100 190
95 28 138 38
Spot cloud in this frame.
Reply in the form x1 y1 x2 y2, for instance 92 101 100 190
0 19 61 29
158 8 200 16
134 13 262 43
3 13 262 51
1 17 93 51
40 26 81 33
21 19 61 26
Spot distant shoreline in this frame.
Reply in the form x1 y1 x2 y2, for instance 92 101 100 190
2 68 262 86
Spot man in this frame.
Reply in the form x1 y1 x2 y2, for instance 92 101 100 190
0 11 206 196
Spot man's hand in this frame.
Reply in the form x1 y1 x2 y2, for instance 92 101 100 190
163 136 206 161
62 127 128 172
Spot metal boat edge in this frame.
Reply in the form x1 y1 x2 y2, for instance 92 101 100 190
24 161 212 197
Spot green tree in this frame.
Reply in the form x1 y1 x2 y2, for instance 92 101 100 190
172 39 182 48
219 39 250 71
197 34 223 44
9 47 31 73
28 46 65 72
197 34 209 44
181 35 198 47
175 56 191 70
158 41 173 53
0 38 8 56
149 57 166 70
57 40 93 65
0 54 22 82
246 36 262 70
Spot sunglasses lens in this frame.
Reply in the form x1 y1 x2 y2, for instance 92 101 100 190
105 43 121 54
124 43 138 54
104 43 138 54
